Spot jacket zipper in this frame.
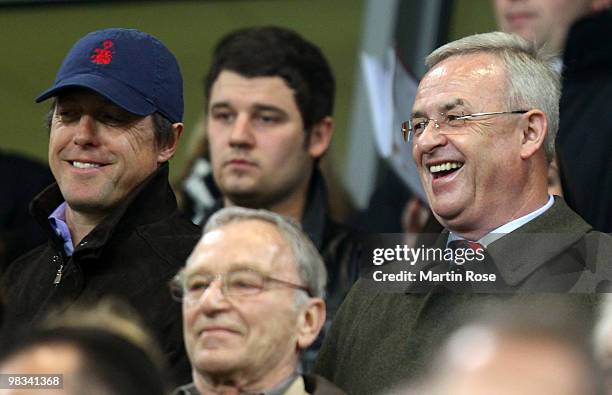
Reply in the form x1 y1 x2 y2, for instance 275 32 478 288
54 264 64 285
51 254 64 285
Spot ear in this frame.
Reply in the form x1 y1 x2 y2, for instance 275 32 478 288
519 110 547 160
157 122 184 163
296 298 326 350
307 116 334 159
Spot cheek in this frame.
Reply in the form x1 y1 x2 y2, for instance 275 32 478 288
182 307 202 351
260 139 299 167
183 306 199 333
123 131 155 157
207 132 226 164
412 145 421 166
49 129 67 153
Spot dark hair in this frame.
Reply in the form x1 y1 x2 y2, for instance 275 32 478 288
46 99 175 149
203 26 335 132
151 112 175 148
0 327 167 395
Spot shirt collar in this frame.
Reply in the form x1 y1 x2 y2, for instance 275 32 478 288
48 201 74 257
447 195 554 248
245 373 300 395
183 372 301 395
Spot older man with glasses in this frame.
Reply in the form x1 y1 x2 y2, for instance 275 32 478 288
171 207 345 395
315 31 612 395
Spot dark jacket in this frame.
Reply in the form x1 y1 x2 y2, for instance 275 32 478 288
1 163 200 385
0 150 54 271
197 169 360 372
315 199 611 395
557 11 612 232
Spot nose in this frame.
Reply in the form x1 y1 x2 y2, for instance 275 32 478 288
73 114 100 147
197 279 231 314
228 115 255 147
413 120 447 155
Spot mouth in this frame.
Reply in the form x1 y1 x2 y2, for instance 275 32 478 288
506 12 535 25
225 158 256 169
428 161 463 179
70 160 103 169
198 326 240 337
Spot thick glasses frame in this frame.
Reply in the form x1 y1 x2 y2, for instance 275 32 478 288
169 268 312 303
401 110 529 142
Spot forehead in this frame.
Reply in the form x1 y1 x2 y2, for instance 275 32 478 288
209 70 298 109
413 53 507 114
185 219 294 275
1 342 81 373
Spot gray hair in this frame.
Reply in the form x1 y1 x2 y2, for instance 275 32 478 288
204 207 327 300
426 31 560 162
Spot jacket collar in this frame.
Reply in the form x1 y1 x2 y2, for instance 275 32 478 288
300 168 328 250
31 163 177 257
433 197 592 286
485 197 592 285
403 198 592 294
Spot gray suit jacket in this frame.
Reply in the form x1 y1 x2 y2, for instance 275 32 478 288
314 198 612 395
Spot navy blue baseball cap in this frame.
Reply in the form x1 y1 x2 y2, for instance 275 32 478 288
36 28 183 123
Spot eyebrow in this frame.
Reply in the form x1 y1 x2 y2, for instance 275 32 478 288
209 101 288 117
412 98 469 118
183 262 263 279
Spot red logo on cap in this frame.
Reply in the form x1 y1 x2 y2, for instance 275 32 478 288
90 40 114 65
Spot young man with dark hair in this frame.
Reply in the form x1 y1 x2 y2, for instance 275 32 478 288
180 26 358 370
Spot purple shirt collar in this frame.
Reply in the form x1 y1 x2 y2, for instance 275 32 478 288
48 202 74 257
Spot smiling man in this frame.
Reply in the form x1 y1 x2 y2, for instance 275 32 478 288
409 51 550 241
180 26 359 371
0 28 200 384
171 207 345 395
314 32 612 395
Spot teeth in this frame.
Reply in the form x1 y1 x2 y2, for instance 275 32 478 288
429 162 463 173
73 161 101 169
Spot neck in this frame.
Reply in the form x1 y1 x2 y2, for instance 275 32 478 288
193 362 297 395
454 191 549 241
65 206 106 246
266 189 307 222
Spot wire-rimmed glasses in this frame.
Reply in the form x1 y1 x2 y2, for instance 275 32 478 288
169 268 312 303
401 110 529 143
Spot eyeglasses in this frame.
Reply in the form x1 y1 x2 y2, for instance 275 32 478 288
401 110 529 143
169 268 312 303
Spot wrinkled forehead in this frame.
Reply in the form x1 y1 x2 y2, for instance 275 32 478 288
413 53 508 115
184 220 294 276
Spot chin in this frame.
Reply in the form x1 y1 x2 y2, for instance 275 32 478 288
194 353 241 375
222 182 257 198
225 189 267 208
64 197 108 212
431 201 464 227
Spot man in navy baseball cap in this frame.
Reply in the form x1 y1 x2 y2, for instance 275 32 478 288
36 28 183 123
1 28 199 386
